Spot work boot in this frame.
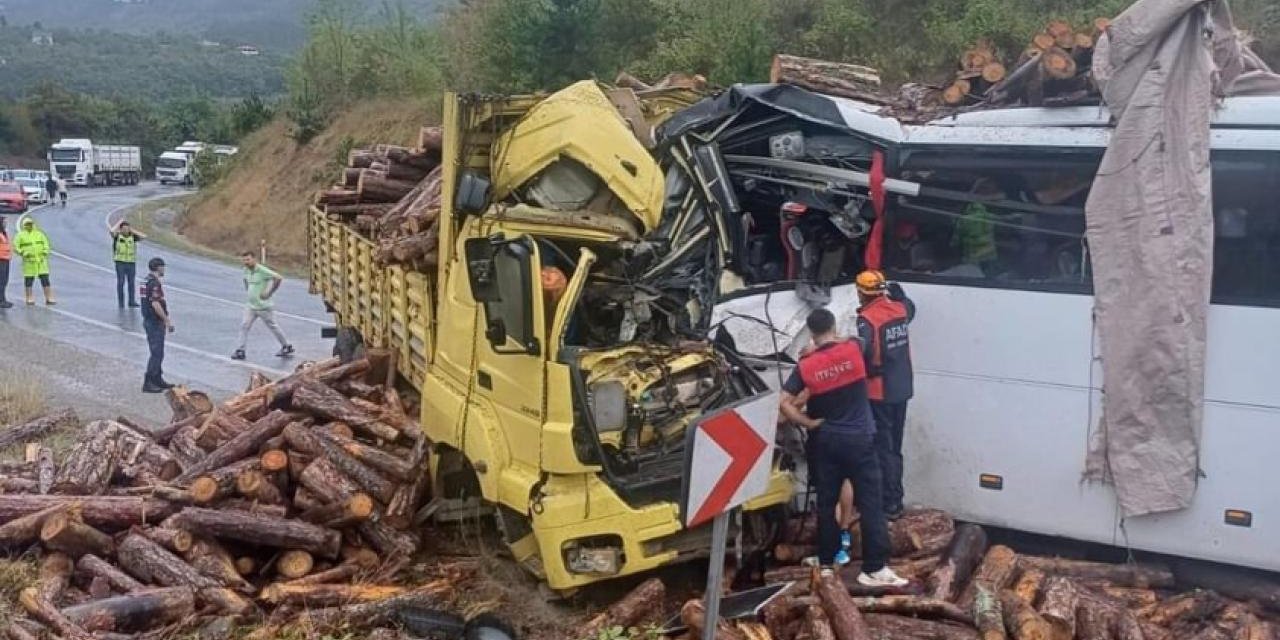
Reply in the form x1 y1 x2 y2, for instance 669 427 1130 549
42 285 55 305
156 379 176 390
275 344 295 358
231 349 246 361
142 380 166 394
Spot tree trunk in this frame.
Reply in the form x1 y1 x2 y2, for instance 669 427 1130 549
959 546 1019 611
927 523 988 602
1017 557 1174 589
580 577 665 639
370 161 430 184
139 526 194 555
0 495 175 530
169 506 342 559
299 457 363 503
1038 577 1079 640
317 189 360 206
165 387 213 422
40 511 115 557
680 599 748 640
52 427 120 495
286 560 362 586
59 587 195 633
285 422 396 503
356 516 418 560
1012 569 1046 606
292 581 451 633
0 503 65 547
292 383 401 442
260 582 406 607
999 590 1053 640
187 538 255 593
1074 599 1116 640
1137 590 1225 628
37 552 73 604
235 469 285 505
18 587 95 640
216 498 289 518
0 409 77 450
816 571 872 640
35 447 55 494
173 411 296 483
357 170 418 204
189 458 259 504
299 493 375 528
115 532 252 615
850 509 954 559
803 604 839 640
319 431 415 481
77 554 146 594
385 468 429 530
863 613 979 640
169 426 206 470
972 586 1007 640
850 595 972 625
770 54 882 102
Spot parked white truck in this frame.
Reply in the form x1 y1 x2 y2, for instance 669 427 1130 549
48 139 142 186
157 142 239 186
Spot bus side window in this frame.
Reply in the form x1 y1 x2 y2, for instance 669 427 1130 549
1211 151 1280 307
888 149 1100 290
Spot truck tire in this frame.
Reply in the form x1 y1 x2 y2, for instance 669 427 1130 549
332 327 365 363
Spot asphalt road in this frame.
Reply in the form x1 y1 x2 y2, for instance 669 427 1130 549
0 183 332 423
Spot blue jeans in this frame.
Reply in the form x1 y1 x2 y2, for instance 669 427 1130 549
813 429 891 571
144 320 165 384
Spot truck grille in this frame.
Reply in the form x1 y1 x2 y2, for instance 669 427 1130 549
54 165 75 177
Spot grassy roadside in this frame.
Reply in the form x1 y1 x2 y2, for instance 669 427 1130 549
0 368 46 623
123 194 307 278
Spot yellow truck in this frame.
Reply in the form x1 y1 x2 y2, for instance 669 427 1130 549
308 82 795 591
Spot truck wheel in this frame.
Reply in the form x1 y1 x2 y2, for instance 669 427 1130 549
332 327 365 363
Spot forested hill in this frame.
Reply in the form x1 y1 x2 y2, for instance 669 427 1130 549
0 0 445 52
0 26 285 100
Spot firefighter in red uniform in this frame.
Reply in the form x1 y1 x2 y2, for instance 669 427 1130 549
781 307 908 587
855 270 916 519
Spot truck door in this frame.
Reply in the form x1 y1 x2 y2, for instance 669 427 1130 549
463 234 547 499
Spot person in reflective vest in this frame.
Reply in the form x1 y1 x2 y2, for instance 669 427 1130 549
780 307 908 588
855 270 916 519
110 219 147 308
0 216 12 308
14 217 54 305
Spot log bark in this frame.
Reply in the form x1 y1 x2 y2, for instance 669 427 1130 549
803 603 838 640
261 583 406 607
770 54 882 102
169 506 342 559
927 522 988 602
40 511 115 557
285 422 396 503
52 427 120 494
217 498 289 518
286 560 362 586
169 426 206 469
357 171 418 204
418 126 443 152
851 595 972 625
235 469 285 505
140 526 194 555
1040 47 1077 80
1038 576 1079 640
851 509 954 559
1017 557 1174 588
37 552 73 604
292 580 451 633
0 409 77 449
1074 599 1115 640
0 475 37 492
35 447 54 494
173 411 295 483
0 495 174 530
60 586 195 633
999 591 1053 640
190 458 259 504
972 586 1007 640
580 577 665 639
292 382 400 441
319 431 415 481
18 587 95 640
863 613 978 640
277 549 315 580
165 387 213 422
299 493 375 528
299 457 362 503
680 599 748 640
77 554 146 593
1012 569 1046 606
356 516 418 559
115 532 252 614
0 503 65 547
317 189 360 206
187 538 254 593
2 620 40 640
1137 590 1225 628
385 468 429 529
816 571 872 640
959 545 1019 611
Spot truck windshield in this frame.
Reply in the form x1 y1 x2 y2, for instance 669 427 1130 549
50 149 82 162
157 158 186 169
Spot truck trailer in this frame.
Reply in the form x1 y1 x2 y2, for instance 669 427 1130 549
48 139 142 186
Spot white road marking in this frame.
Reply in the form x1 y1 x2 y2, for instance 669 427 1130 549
43 198 328 326
39 304 293 377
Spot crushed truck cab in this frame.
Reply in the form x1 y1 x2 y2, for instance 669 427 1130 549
309 82 795 590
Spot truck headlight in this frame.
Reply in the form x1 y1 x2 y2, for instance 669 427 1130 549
563 535 624 576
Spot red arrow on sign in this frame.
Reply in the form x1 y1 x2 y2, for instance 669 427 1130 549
687 410 768 528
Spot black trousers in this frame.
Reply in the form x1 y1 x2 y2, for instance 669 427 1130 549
812 429 890 571
115 261 137 306
0 259 8 302
23 274 50 287
872 401 909 511
144 321 165 384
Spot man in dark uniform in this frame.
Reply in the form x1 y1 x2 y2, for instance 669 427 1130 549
780 308 907 587
140 257 175 393
855 270 917 519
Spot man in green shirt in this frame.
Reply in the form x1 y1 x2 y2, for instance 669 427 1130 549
231 251 294 360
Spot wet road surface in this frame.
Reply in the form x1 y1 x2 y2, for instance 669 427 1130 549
0 183 332 423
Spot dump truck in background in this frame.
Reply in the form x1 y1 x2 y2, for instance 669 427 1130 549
308 84 796 591
47 138 142 186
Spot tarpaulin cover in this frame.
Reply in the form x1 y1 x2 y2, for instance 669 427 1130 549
1083 0 1247 516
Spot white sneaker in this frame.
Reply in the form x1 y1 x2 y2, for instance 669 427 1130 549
857 567 909 588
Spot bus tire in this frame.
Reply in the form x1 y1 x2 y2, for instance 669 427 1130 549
332 327 365 363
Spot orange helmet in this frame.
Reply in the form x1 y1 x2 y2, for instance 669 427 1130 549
855 270 888 296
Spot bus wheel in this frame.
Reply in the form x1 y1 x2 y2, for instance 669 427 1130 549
332 327 365 363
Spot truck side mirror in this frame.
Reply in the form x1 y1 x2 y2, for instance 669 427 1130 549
465 235 540 357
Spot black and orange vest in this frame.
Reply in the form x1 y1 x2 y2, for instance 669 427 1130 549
859 297 914 403
796 340 874 436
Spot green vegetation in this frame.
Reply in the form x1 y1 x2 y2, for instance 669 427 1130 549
0 25 286 101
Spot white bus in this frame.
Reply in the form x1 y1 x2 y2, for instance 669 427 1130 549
709 92 1280 573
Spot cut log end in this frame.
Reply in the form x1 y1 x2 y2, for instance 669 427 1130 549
260 449 289 473
982 61 1007 84
190 476 221 504
278 550 315 579
1041 48 1078 79
1032 32 1057 51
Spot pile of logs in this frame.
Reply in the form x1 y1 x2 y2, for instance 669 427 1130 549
946 17 1111 108
654 510 1280 640
0 356 456 639
315 126 444 270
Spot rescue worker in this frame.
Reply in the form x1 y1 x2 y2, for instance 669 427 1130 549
140 257 175 393
780 307 908 587
0 216 12 309
855 270 916 520
232 251 294 360
110 219 147 308
14 217 54 305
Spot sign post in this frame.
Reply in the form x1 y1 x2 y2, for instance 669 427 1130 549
680 390 780 640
